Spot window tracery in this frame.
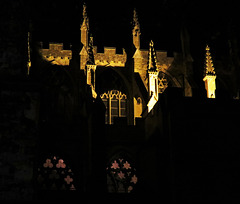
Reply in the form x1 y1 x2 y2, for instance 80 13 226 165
37 155 76 191
106 157 138 193
100 90 127 124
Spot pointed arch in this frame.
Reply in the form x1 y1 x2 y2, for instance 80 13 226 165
96 67 132 97
162 70 181 88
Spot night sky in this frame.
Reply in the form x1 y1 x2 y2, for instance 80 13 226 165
1 0 240 62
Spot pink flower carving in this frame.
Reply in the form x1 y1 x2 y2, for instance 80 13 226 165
111 160 119 169
130 175 138 184
64 175 73 184
43 159 53 168
128 186 133 193
123 161 131 169
56 159 66 168
118 171 125 179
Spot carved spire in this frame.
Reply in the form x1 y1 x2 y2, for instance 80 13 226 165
132 8 141 49
83 2 87 19
133 8 140 31
203 45 216 98
80 3 89 48
147 40 158 72
204 45 215 76
81 2 89 30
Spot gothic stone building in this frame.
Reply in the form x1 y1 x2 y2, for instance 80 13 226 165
1 2 240 203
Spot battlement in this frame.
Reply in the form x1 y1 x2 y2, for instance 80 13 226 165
93 46 127 67
40 43 72 66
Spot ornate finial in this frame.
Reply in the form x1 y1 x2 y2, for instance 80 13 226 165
133 8 138 26
148 40 158 72
132 8 141 49
132 8 140 33
205 45 215 76
81 2 89 30
83 2 87 19
149 40 154 47
87 36 95 65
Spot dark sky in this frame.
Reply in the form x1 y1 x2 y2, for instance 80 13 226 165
28 1 238 52
1 0 239 58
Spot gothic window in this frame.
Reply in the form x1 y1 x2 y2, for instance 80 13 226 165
106 157 138 193
100 90 127 124
37 155 76 190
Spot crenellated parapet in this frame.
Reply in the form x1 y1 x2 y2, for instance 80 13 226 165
40 43 72 66
80 46 127 69
93 47 127 67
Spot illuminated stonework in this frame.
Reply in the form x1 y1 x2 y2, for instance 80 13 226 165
36 5 193 126
94 47 127 67
107 157 138 193
81 47 127 70
203 45 216 98
40 43 72 66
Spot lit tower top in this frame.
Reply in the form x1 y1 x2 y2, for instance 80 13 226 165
132 8 141 49
203 45 216 98
147 40 159 112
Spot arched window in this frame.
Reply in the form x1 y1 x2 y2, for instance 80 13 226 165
100 90 127 124
106 157 138 193
37 155 76 190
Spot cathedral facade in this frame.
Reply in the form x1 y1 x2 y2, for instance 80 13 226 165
1 2 240 202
